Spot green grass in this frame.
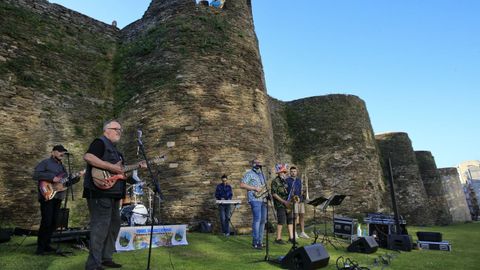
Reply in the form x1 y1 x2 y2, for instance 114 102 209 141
1 222 479 269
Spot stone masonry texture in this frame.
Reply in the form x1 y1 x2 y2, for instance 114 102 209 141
375 132 433 225
415 151 452 225
438 167 471 223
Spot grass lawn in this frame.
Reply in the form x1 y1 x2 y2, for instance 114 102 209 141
1 222 479 270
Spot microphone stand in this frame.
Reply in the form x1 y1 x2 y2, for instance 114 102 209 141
259 167 277 262
136 130 163 270
56 153 73 256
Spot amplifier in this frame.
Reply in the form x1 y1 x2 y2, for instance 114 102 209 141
417 241 451 251
334 216 357 237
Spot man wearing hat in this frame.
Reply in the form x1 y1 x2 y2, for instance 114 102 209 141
32 144 70 255
271 163 296 244
215 174 233 236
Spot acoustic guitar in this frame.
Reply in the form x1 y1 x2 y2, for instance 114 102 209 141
91 155 166 190
39 170 85 201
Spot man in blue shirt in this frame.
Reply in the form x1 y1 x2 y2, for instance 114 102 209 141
215 174 233 236
287 166 310 238
240 158 267 249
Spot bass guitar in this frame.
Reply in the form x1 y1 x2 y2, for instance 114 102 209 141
91 155 166 190
39 170 85 201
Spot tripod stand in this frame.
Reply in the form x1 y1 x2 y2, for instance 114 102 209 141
320 194 346 250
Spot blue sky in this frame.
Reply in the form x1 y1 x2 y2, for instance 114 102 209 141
48 0 479 168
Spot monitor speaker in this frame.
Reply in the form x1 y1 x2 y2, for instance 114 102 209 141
347 236 378 254
281 244 330 269
387 234 413 251
416 231 442 242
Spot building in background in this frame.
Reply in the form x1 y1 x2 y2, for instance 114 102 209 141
457 161 480 221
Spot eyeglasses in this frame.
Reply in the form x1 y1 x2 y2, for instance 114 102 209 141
108 128 123 132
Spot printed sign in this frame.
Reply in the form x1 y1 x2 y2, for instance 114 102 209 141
115 225 188 251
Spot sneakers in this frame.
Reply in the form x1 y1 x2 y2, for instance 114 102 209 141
252 244 263 250
102 260 122 268
295 231 299 239
288 238 298 245
298 232 310 239
274 239 287 245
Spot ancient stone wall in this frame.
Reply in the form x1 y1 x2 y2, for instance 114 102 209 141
0 0 118 227
415 151 452 225
438 167 471 223
115 0 274 229
280 95 386 219
268 97 292 163
375 132 433 225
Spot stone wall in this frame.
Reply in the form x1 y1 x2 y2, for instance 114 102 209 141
115 0 274 229
375 132 433 225
415 151 452 225
438 167 471 223
275 95 386 218
0 0 118 227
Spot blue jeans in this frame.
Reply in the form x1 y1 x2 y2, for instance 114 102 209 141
218 204 232 234
249 201 267 246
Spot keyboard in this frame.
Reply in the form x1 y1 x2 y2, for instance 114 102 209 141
215 199 241 204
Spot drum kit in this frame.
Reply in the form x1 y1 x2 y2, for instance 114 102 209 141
120 173 159 226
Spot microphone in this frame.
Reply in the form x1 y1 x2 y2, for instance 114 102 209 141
63 152 71 155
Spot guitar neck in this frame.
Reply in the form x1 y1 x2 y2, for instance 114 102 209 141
123 164 140 173
122 156 165 174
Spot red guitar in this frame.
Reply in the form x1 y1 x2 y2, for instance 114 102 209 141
91 156 166 190
39 170 85 201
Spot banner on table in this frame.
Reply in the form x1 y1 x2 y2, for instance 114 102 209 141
115 225 188 251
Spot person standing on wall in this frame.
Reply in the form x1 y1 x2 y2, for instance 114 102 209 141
33 145 82 255
215 174 233 236
287 166 310 238
271 163 296 244
240 158 267 250
83 120 146 270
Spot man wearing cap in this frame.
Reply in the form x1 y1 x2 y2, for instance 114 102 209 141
240 158 267 250
215 174 233 236
271 163 295 244
32 145 69 255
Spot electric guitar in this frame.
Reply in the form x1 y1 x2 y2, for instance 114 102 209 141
91 155 166 190
39 170 85 201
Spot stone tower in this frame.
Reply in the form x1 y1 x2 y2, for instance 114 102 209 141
272 94 386 217
116 0 274 227
415 151 452 225
375 132 433 225
438 167 471 222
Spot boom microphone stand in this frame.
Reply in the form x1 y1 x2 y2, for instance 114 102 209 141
136 130 164 270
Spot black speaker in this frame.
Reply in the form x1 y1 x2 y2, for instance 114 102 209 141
416 231 442 242
347 236 378 254
281 244 330 269
387 234 413 251
0 229 13 243
56 208 69 229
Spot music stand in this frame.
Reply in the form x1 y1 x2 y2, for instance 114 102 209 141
307 197 329 245
320 194 346 250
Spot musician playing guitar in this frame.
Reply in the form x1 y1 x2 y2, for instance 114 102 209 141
33 144 84 255
83 120 146 270
240 158 267 250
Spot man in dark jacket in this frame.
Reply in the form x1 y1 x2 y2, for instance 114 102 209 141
215 174 233 236
83 120 145 270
